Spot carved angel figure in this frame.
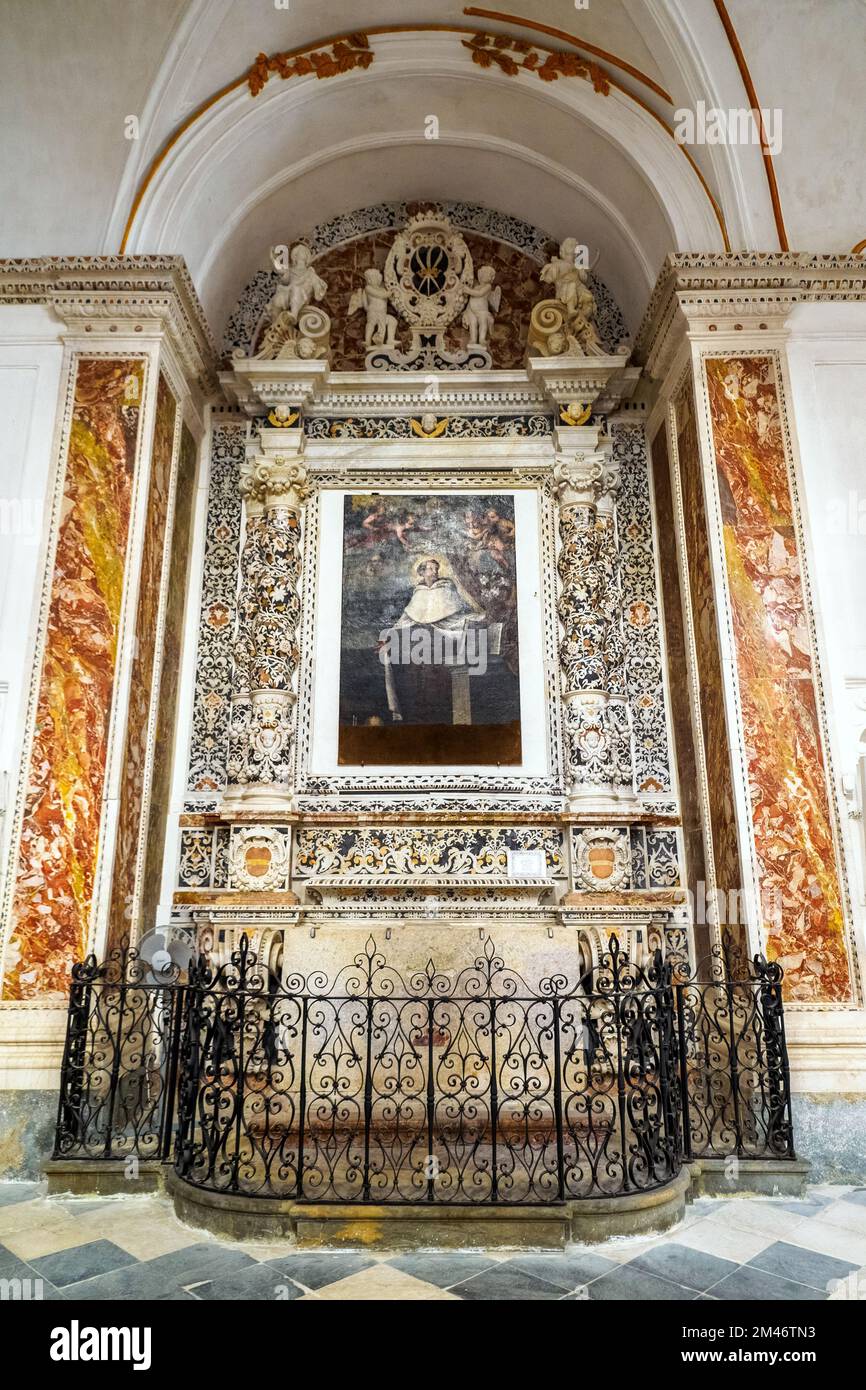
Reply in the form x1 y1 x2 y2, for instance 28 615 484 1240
349 268 398 348
255 244 329 359
276 243 327 322
537 238 604 356
461 265 501 347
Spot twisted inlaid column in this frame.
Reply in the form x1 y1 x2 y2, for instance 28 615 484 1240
554 451 635 805
225 453 308 807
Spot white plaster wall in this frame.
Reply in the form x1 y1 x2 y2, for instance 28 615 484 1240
0 306 64 896
784 303 866 966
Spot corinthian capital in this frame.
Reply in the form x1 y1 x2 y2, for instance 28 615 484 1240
552 452 606 508
240 456 310 511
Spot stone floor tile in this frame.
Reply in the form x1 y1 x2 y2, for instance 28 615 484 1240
746 1240 859 1292
496 1250 617 1293
0 1199 66 1236
706 1200 808 1241
30 1239 138 1286
315 1266 457 1300
586 1265 691 1300
0 1183 43 1208
451 1265 565 1300
784 1216 866 1265
63 1262 188 1301
673 1217 772 1265
192 1263 306 1301
3 1215 99 1260
266 1250 377 1290
814 1199 866 1238
625 1242 739 1292
709 1265 825 1301
385 1251 500 1288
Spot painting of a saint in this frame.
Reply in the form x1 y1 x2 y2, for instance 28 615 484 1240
338 493 521 765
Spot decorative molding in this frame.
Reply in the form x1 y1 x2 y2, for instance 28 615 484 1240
462 32 611 93
246 35 374 97
220 201 629 367
0 258 217 398
304 414 554 440
636 254 866 383
293 465 563 802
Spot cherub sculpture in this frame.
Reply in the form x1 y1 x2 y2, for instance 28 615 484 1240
535 238 604 356
256 243 329 359
279 243 327 322
349 268 398 348
462 265 501 347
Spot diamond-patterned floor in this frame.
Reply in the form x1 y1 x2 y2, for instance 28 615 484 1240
1 1182 864 1300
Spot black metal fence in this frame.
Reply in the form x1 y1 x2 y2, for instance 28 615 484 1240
54 932 795 1205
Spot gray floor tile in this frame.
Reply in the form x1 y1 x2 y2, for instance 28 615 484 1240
63 1264 187 1301
587 1265 692 1300
627 1243 739 1292
0 1183 42 1208
59 1242 251 1300
31 1239 138 1287
498 1251 617 1293
687 1199 730 1218
451 1266 564 1300
710 1266 824 1301
0 1244 39 1281
266 1251 377 1290
747 1241 858 1292
194 1264 306 1301
144 1242 256 1284
385 1252 499 1288
771 1199 833 1217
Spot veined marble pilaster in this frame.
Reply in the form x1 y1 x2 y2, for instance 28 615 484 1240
225 432 309 809
553 432 636 808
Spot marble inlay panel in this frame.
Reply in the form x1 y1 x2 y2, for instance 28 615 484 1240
3 358 145 999
294 827 565 879
107 373 177 951
612 422 672 795
185 423 244 806
705 355 851 1003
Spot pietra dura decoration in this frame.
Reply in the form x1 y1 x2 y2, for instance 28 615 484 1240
172 204 691 990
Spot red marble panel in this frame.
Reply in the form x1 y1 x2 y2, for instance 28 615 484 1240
3 359 145 999
705 355 851 1003
675 378 744 926
107 373 177 951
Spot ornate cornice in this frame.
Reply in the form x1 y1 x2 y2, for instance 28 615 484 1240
635 253 866 382
0 256 217 396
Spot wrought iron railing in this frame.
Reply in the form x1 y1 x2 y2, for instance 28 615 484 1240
53 932 795 1204
54 950 183 1163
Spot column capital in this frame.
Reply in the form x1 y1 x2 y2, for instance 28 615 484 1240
553 449 619 510
240 455 310 511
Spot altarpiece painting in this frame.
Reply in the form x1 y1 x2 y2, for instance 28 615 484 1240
338 493 522 765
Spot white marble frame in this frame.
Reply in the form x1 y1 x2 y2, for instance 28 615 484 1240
294 453 563 797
